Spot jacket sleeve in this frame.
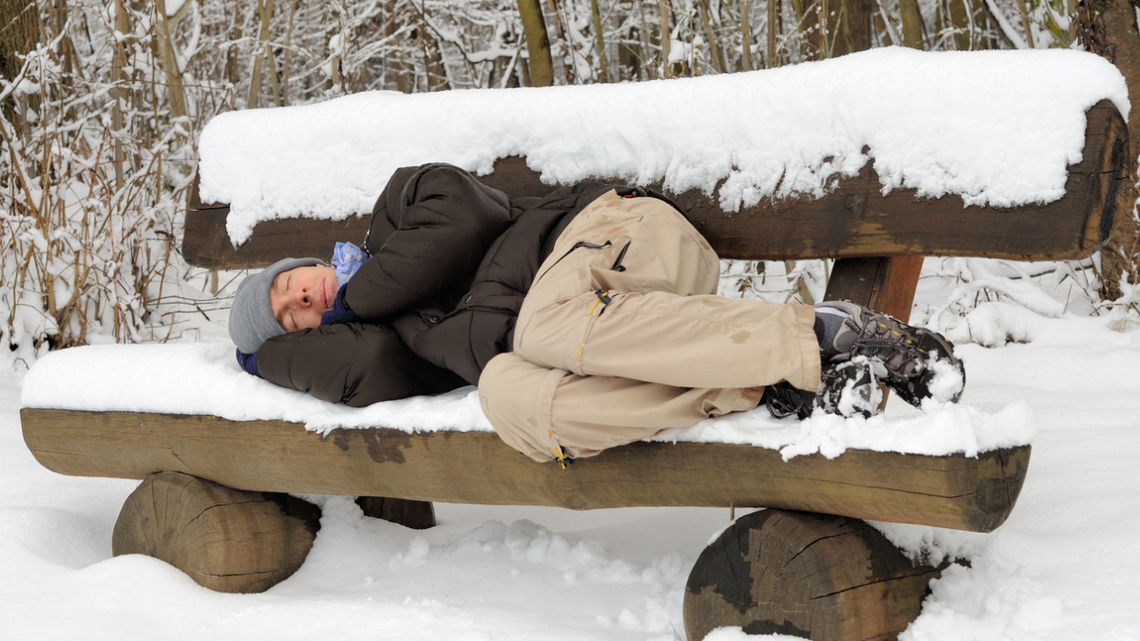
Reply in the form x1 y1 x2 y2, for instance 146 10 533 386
257 323 467 407
345 164 512 321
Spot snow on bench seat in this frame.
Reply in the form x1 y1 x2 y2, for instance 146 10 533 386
20 344 1033 533
21 342 1032 458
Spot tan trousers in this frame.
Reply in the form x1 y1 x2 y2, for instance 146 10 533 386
478 190 821 463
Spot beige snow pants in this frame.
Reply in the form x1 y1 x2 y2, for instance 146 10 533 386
478 190 821 463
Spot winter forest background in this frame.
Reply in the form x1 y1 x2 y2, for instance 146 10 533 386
2 0 1140 369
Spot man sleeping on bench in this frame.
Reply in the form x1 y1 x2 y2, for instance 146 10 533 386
227 162 966 464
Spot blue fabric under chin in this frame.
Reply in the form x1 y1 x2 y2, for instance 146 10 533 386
332 241 368 288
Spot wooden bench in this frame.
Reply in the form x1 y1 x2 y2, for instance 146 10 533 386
21 100 1128 641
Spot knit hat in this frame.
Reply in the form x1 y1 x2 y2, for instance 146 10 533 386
229 257 326 354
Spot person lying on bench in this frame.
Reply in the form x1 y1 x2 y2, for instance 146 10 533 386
227 163 965 463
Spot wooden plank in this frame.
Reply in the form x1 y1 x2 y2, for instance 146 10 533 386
684 509 942 641
22 407 1028 533
182 101 1127 269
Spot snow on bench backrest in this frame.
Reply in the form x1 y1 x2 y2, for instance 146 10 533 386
197 48 1128 246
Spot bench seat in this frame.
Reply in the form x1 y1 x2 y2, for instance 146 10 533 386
21 342 1031 533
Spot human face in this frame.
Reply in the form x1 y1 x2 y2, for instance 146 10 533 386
269 264 337 332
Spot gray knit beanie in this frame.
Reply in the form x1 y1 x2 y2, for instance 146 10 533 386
229 257 326 354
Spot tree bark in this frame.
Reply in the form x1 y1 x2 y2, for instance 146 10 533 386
153 0 188 119
740 0 754 70
247 0 276 108
766 0 778 67
946 0 973 50
1080 0 1140 299
697 0 725 73
799 0 873 59
0 0 38 83
112 0 131 185
518 0 554 86
382 0 412 93
590 0 609 81
413 3 449 91
899 0 924 48
1 0 39 132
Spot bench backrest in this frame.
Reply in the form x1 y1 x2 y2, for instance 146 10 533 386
183 101 1128 271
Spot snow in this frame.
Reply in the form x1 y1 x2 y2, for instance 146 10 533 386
19 340 1032 459
200 47 1128 245
3 289 1139 640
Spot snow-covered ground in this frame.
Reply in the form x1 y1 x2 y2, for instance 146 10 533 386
2 263 1139 641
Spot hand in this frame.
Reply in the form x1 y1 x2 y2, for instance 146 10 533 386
321 283 361 325
236 348 260 378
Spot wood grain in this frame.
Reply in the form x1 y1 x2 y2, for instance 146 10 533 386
24 408 1028 533
684 509 942 641
182 101 1127 268
112 471 320 593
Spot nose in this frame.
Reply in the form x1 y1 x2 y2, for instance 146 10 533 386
292 285 312 308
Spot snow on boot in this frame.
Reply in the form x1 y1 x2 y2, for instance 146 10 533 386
764 358 881 420
814 300 966 407
817 356 881 419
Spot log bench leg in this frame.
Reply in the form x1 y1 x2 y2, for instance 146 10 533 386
683 509 941 641
112 472 321 593
356 496 436 530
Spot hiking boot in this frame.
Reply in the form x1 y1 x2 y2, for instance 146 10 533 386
763 381 816 420
764 358 880 420
818 357 881 419
815 301 966 407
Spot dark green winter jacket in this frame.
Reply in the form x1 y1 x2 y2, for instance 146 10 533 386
256 163 614 406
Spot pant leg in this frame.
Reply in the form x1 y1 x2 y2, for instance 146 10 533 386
513 190 821 391
479 352 763 463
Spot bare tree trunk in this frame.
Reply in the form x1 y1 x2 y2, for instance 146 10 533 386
112 0 130 185
225 6 242 87
50 0 80 75
798 0 871 59
281 0 300 104
248 0 276 108
153 0 188 119
740 0 754 70
1080 0 1140 299
590 0 610 81
1015 0 1036 47
518 0 554 86
381 1 412 93
899 0 923 48
0 0 37 77
658 0 672 76
697 0 725 73
829 0 874 56
766 0 778 67
946 0 972 49
636 0 656 78
415 6 449 91
0 0 39 122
